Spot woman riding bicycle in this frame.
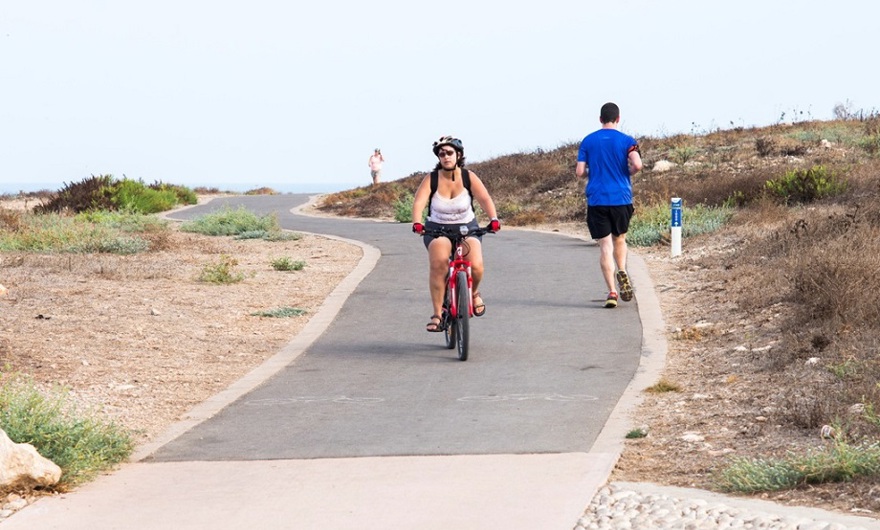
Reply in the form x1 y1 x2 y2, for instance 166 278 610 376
411 135 500 332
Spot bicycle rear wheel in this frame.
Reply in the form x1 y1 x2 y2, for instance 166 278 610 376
454 270 470 361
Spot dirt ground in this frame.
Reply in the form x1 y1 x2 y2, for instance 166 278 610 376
1 197 876 520
0 197 361 444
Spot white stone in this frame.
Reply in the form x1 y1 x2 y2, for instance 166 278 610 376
652 160 677 172
681 432 705 443
0 428 62 490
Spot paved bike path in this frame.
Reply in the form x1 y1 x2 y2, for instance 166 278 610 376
6 194 655 530
148 194 641 460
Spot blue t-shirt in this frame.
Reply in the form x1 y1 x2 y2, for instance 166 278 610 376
577 128 638 206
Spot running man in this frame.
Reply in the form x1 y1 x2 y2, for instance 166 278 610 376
575 102 643 308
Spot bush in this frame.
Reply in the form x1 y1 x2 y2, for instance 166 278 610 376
717 439 880 493
112 179 178 213
34 175 115 214
394 193 414 223
32 176 194 214
149 181 198 205
0 212 154 254
626 203 733 247
765 165 847 204
0 374 134 489
180 206 279 236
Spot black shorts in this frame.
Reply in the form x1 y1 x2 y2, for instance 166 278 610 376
422 219 481 249
586 205 634 239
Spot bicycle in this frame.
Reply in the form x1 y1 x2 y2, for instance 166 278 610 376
420 224 494 361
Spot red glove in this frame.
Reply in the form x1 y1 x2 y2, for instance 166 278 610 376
412 222 425 235
488 218 501 233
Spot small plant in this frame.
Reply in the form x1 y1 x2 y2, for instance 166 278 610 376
625 427 648 439
0 374 134 489
765 165 847 204
671 145 698 165
251 307 308 318
271 257 305 271
755 137 776 157
646 378 681 393
198 255 245 284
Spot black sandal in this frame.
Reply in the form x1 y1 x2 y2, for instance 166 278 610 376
426 315 442 332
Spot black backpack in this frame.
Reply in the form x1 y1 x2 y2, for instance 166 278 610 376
428 168 473 218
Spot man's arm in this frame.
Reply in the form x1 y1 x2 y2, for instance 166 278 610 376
575 161 587 179
628 149 643 175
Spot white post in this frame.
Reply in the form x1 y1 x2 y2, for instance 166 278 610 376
670 197 682 257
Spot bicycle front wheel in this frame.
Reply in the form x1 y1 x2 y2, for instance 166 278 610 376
443 287 456 350
454 270 470 361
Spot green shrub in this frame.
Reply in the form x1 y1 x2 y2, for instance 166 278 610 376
857 135 880 156
716 439 880 493
0 374 134 489
149 181 198 205
263 231 302 242
671 145 697 165
765 165 847 204
32 176 192 215
271 257 305 271
393 193 414 223
198 255 245 284
180 206 279 236
0 212 154 254
76 210 169 233
627 203 734 247
112 179 178 214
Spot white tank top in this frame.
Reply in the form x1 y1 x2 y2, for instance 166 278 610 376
426 190 475 224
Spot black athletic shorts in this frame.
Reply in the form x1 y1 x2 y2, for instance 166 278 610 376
586 205 634 239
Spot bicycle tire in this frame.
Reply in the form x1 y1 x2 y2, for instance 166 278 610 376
454 270 469 361
443 287 456 349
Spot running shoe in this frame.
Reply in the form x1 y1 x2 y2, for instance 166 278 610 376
616 270 634 302
604 292 618 308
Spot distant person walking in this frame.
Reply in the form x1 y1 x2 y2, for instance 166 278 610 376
368 148 385 185
575 102 643 308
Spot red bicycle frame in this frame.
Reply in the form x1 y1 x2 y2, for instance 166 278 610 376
446 239 474 318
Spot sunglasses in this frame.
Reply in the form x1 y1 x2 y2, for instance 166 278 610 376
437 149 456 157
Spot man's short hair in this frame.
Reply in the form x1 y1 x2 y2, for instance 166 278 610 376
600 102 620 124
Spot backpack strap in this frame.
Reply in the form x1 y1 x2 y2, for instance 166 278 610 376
428 168 473 218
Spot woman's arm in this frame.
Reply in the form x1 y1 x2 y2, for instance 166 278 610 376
411 176 431 223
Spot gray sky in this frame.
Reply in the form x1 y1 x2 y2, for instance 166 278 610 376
2 0 877 194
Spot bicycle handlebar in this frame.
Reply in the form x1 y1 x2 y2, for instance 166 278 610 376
420 224 496 239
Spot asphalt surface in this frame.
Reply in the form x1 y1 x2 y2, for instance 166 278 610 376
2 194 662 529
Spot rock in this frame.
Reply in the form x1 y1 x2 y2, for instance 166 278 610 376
652 160 676 172
0 284 6 297
0 428 62 491
681 432 705 443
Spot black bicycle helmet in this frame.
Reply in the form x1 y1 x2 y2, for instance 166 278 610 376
432 135 464 156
